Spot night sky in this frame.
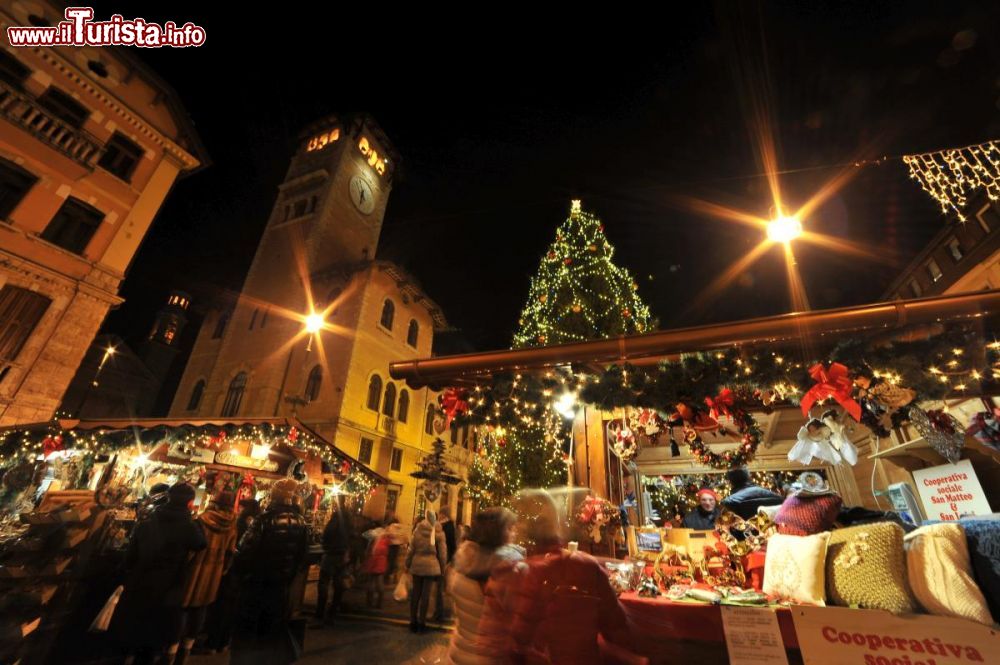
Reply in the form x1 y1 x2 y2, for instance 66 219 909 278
99 1 1000 354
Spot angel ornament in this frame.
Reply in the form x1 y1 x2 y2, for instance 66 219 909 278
788 409 858 466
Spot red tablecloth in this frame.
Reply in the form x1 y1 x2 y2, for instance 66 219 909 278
619 592 799 649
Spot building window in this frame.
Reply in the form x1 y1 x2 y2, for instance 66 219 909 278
366 374 382 411
382 382 397 417
248 308 259 330
947 237 964 262
407 319 419 347
308 195 318 213
910 279 923 297
292 199 307 218
186 380 205 411
384 485 400 521
0 51 31 89
0 158 38 220
212 311 230 339
36 87 90 128
98 132 143 182
390 447 403 472
41 197 104 255
221 372 247 417
397 389 410 423
380 299 395 330
305 365 322 402
425 405 436 435
0 286 51 364
926 259 942 282
260 308 269 328
358 437 374 465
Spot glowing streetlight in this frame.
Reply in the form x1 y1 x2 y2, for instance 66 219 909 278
553 392 578 419
766 215 803 244
304 312 324 334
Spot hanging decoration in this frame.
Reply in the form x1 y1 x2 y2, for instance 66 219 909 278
683 408 764 470
439 388 470 429
410 438 462 503
787 409 858 466
800 362 862 420
607 419 638 462
966 406 1000 452
575 495 620 544
909 407 966 463
902 140 1000 221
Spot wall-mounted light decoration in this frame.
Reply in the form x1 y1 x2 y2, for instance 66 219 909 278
358 136 387 176
307 127 340 152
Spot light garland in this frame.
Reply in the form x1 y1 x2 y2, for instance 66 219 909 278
903 140 1000 221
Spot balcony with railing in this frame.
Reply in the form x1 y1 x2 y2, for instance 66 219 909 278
0 80 104 169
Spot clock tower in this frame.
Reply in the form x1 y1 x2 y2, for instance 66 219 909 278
240 114 399 306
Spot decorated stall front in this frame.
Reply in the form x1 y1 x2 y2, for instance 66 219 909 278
391 290 1000 664
0 416 384 663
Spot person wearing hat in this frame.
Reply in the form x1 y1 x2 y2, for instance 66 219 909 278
111 483 206 664
682 488 721 530
233 478 309 663
774 471 843 536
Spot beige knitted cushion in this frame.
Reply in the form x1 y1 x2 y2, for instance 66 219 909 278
904 523 993 626
763 532 830 605
825 522 915 613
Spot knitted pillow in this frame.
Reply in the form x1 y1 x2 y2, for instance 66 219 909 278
763 532 830 605
825 522 915 613
775 494 842 536
904 523 993 625
956 519 1000 623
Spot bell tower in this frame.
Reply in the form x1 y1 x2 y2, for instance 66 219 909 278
139 290 190 389
240 114 399 308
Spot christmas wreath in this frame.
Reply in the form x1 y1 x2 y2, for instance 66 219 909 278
683 407 763 470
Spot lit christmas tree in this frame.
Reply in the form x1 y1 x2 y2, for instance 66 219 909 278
512 200 654 349
466 423 567 507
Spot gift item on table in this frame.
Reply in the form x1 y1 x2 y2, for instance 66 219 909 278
685 586 723 604
775 472 842 536
721 588 769 606
825 522 916 614
605 561 641 595
637 576 661 598
788 410 858 466
904 523 993 626
909 406 965 463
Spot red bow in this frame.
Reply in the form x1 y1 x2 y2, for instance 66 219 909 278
42 435 64 458
673 403 719 431
705 388 735 420
439 388 469 429
287 427 299 443
209 430 227 446
800 362 861 420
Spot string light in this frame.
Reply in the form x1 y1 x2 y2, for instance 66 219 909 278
903 140 1000 221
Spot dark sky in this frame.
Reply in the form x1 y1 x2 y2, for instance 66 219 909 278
100 1 1000 353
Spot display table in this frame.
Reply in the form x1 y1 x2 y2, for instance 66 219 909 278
618 592 801 664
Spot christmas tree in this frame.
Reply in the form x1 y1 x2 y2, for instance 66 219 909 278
466 423 567 507
512 200 654 349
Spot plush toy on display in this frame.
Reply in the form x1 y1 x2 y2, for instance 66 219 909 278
788 409 858 466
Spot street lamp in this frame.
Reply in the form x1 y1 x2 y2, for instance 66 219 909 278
766 215 802 244
304 313 324 334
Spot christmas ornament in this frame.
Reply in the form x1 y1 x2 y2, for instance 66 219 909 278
788 409 858 466
209 430 227 446
42 435 64 459
801 362 862 420
608 420 637 462
439 388 470 429
287 427 300 443
909 406 965 463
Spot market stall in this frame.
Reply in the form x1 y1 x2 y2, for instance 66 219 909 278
0 416 385 663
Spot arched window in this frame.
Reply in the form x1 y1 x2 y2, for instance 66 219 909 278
397 390 410 423
425 405 436 435
407 319 419 347
305 365 322 402
186 379 205 411
221 372 247 417
382 383 397 417
366 375 382 411
380 298 395 330
212 310 230 339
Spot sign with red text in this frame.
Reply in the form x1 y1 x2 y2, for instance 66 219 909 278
912 460 991 522
792 605 996 665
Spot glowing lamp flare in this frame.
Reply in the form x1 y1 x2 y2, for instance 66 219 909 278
766 216 803 243
304 313 325 334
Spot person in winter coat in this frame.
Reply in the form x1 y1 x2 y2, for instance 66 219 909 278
314 497 351 626
232 479 308 665
721 468 783 519
447 507 525 665
361 529 391 608
509 489 633 665
112 483 206 665
384 515 408 584
236 498 260 541
406 509 447 632
682 488 721 529
169 491 238 664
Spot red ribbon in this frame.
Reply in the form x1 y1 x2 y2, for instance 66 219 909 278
705 388 735 420
800 362 861 420
209 430 227 446
674 403 719 431
42 435 64 458
439 388 469 429
287 427 299 443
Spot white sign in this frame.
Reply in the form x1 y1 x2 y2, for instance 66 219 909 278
911 460 992 522
721 605 790 665
792 605 996 665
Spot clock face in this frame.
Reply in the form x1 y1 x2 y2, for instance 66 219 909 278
349 175 376 215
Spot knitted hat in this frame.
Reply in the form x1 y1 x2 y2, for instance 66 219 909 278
696 488 719 503
775 493 842 536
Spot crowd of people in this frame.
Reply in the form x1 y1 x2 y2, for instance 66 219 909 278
103 479 641 665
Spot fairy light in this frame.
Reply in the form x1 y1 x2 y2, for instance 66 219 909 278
903 140 1000 221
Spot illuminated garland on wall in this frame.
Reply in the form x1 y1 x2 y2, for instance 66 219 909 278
512 200 654 348
0 421 380 497
903 140 1000 221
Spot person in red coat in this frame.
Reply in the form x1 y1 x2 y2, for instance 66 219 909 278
509 490 633 665
362 530 390 608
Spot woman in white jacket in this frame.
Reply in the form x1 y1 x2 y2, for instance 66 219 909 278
447 508 525 665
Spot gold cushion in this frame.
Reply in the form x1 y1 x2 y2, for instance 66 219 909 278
825 522 915 613
763 532 830 605
904 523 993 625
